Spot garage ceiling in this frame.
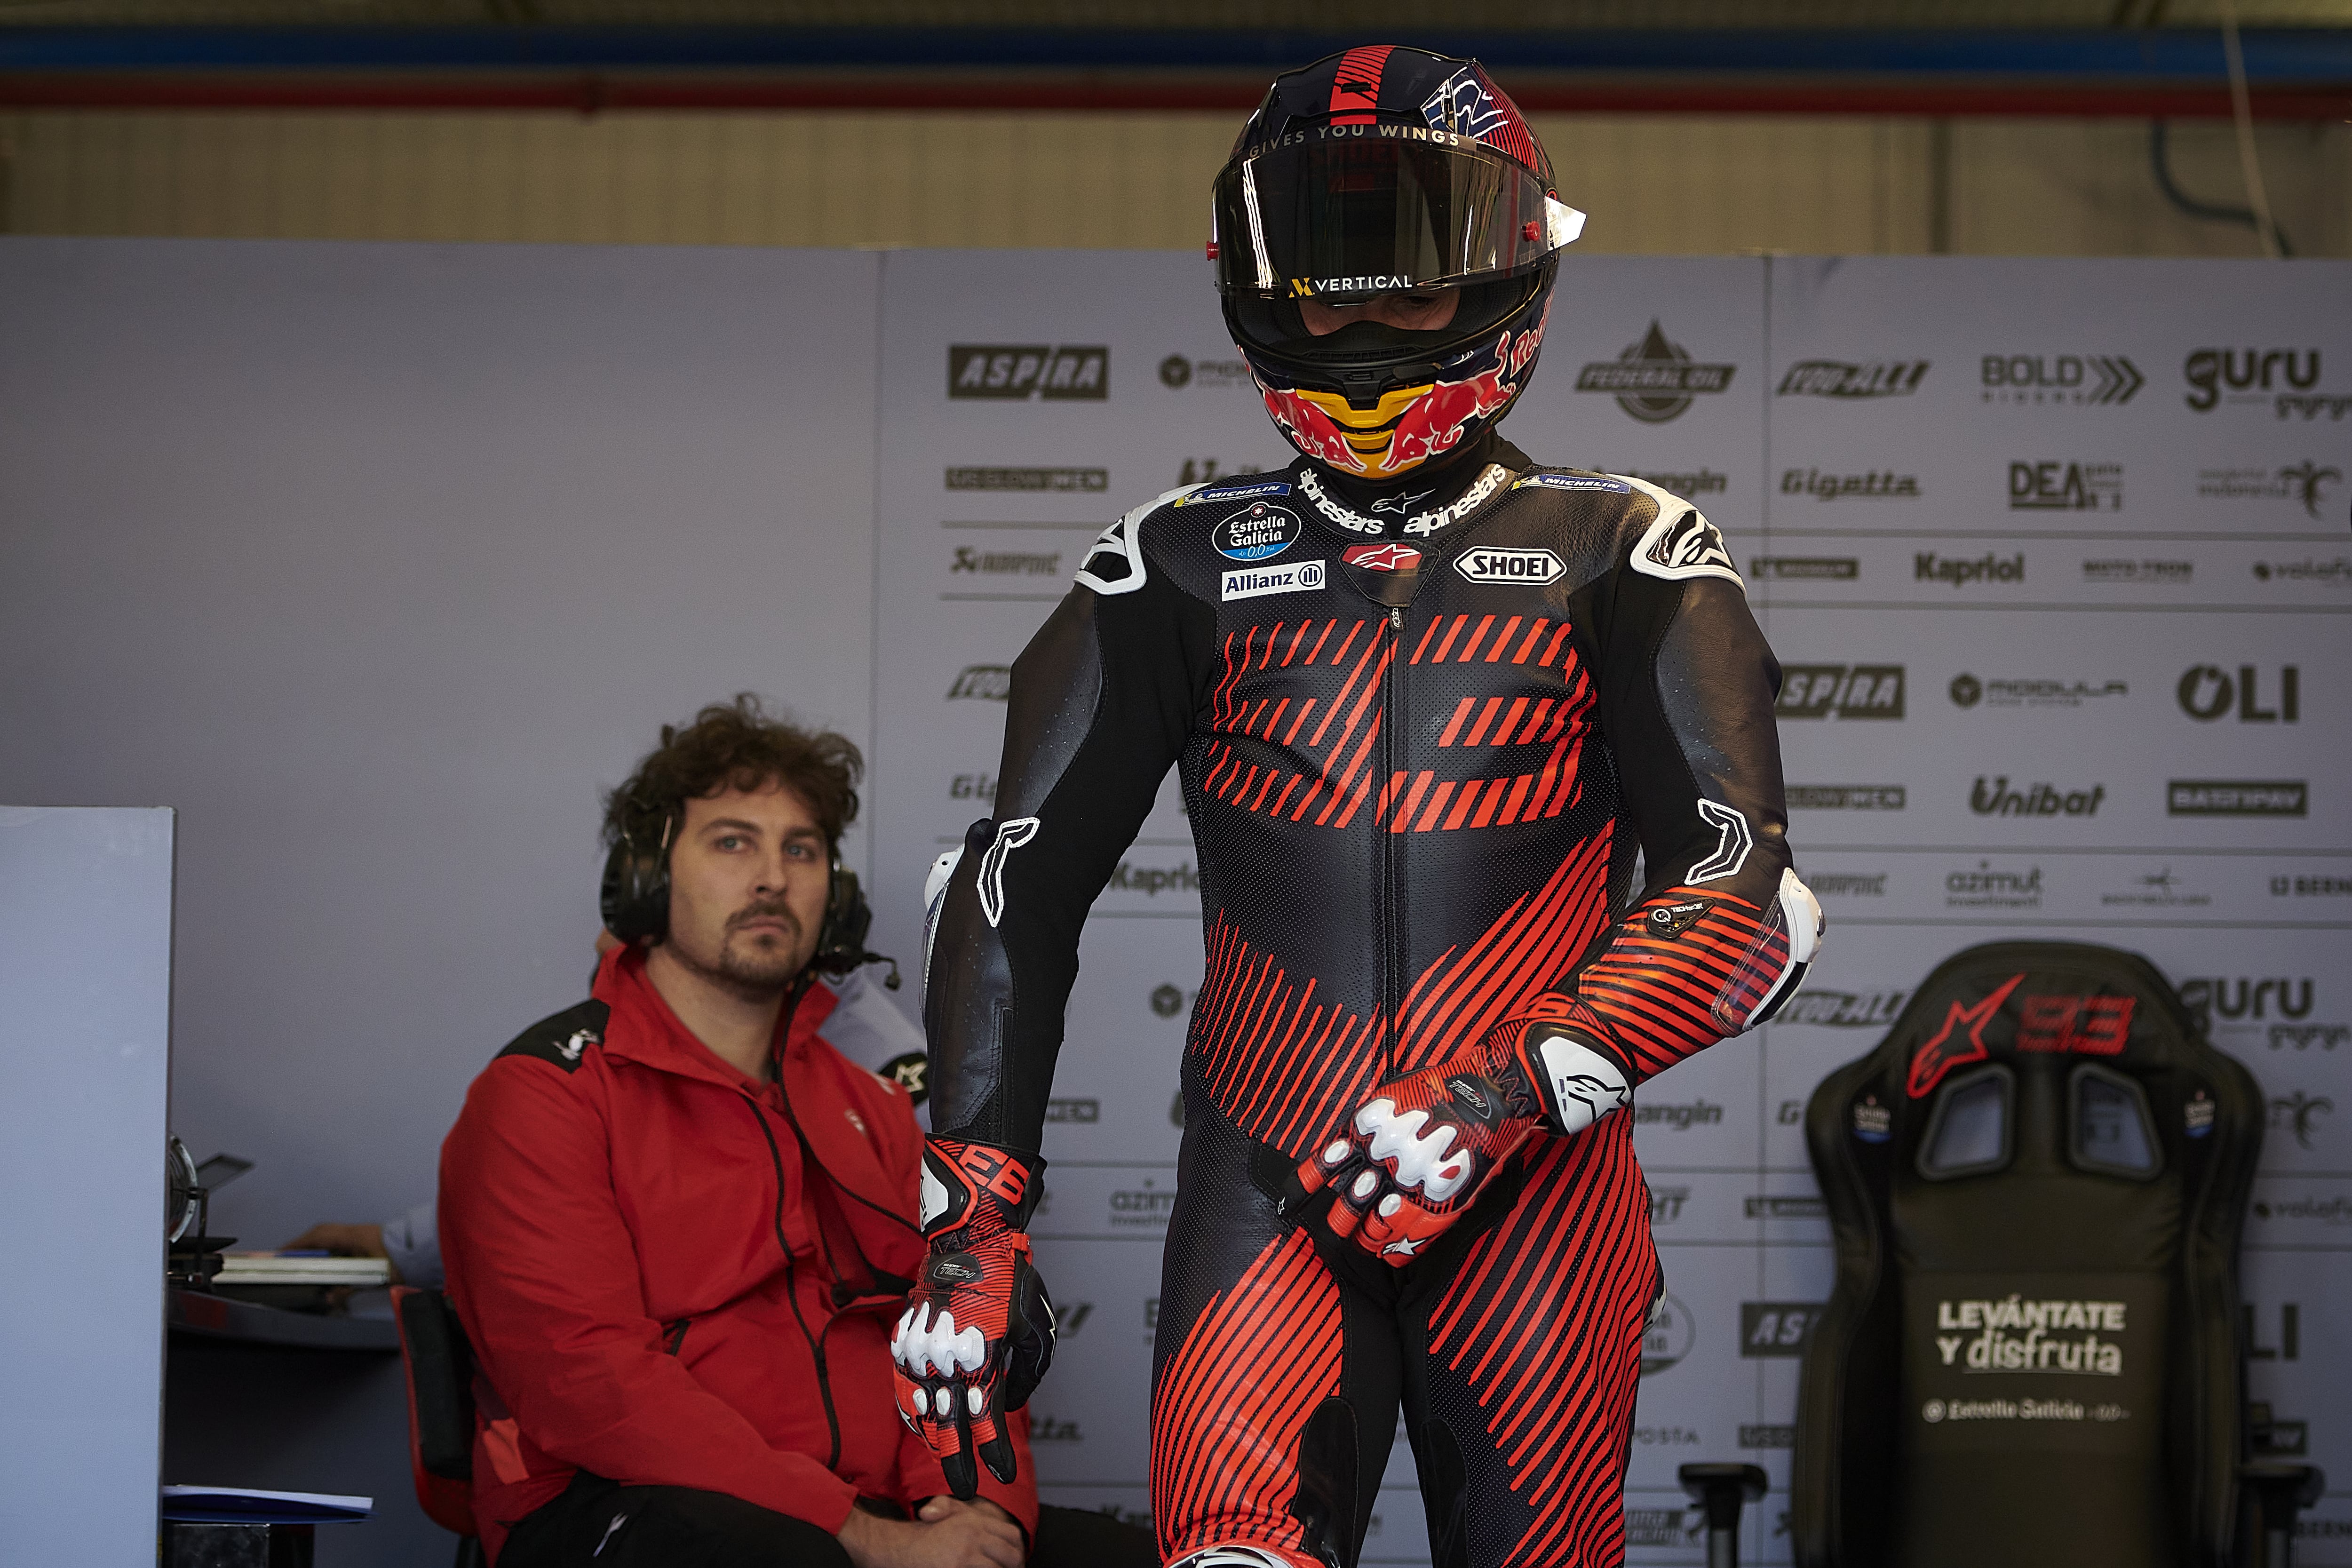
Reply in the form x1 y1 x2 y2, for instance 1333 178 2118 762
1 0 2349 26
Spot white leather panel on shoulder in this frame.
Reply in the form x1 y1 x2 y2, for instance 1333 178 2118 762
1073 485 1199 596
1615 474 1745 590
922 844 963 984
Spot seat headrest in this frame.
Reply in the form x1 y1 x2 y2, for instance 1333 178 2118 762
1891 941 2200 1099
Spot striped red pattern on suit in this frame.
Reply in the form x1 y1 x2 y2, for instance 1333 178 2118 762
1194 915 1387 1159
1392 831 1612 1075
1327 45 1394 124
1375 650 1594 834
1408 612 1574 669
1576 888 1773 1078
1427 1125 1656 1567
1151 1228 1342 1563
1197 833 1610 1154
1201 615 1589 834
1202 617 1390 830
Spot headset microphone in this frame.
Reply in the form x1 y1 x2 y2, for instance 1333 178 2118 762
807 865 901 990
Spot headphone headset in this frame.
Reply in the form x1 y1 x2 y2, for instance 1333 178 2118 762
599 806 899 988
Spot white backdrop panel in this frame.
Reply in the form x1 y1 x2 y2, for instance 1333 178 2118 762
0 807 174 1565
1510 255 1767 545
1751 255 2351 1567
1765 256 2352 542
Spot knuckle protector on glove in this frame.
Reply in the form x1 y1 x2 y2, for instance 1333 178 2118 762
1354 1094 1478 1203
1291 1054 1545 1266
897 1283 990 1377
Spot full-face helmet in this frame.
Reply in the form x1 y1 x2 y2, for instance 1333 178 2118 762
1212 46 1585 483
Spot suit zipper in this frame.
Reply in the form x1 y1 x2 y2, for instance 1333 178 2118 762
1383 603 1405 1074
742 1090 843 1470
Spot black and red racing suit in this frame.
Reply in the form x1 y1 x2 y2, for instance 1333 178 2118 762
923 433 1813 1568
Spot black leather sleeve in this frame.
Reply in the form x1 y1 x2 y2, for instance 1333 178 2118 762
1557 521 1808 1078
924 517 1216 1151
1593 569 1791 913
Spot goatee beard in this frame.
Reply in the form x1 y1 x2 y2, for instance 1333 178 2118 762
715 942 800 995
678 920 804 1002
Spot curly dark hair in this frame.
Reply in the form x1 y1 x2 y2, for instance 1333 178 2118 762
602 693 863 855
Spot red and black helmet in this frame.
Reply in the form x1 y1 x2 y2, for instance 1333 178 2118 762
1211 47 1585 482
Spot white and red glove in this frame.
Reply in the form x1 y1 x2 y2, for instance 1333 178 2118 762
891 1138 1056 1497
1285 999 1633 1266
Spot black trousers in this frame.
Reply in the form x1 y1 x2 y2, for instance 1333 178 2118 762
499 1472 1157 1568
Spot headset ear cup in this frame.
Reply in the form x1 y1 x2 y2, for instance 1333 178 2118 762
816 865 846 957
809 864 875 976
598 827 671 946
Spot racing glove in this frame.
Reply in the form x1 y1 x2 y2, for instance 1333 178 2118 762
1284 998 1634 1266
891 1137 1055 1497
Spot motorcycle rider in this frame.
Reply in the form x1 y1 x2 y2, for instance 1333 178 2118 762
893 45 1821 1568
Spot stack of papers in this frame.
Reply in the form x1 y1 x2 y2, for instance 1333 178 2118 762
161 1487 373 1524
213 1251 393 1288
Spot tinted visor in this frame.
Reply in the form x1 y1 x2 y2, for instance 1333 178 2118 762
1214 134 1579 301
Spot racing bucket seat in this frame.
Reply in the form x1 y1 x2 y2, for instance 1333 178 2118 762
1791 940 2263 1567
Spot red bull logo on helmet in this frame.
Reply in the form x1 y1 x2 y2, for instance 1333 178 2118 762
1257 382 1364 471
1254 314 1546 481
1387 352 1515 474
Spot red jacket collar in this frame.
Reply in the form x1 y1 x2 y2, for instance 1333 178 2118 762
585 946 913 1269
589 944 838 1092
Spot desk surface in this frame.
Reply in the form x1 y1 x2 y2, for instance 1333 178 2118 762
170 1288 400 1353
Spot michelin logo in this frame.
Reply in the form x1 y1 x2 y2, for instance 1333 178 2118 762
1222 560 1327 601
1176 479 1292 507
1514 473 1634 494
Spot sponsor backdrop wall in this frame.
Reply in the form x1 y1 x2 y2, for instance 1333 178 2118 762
868 252 2352 1566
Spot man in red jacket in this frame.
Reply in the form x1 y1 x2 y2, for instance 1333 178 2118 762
441 697 1045 1568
